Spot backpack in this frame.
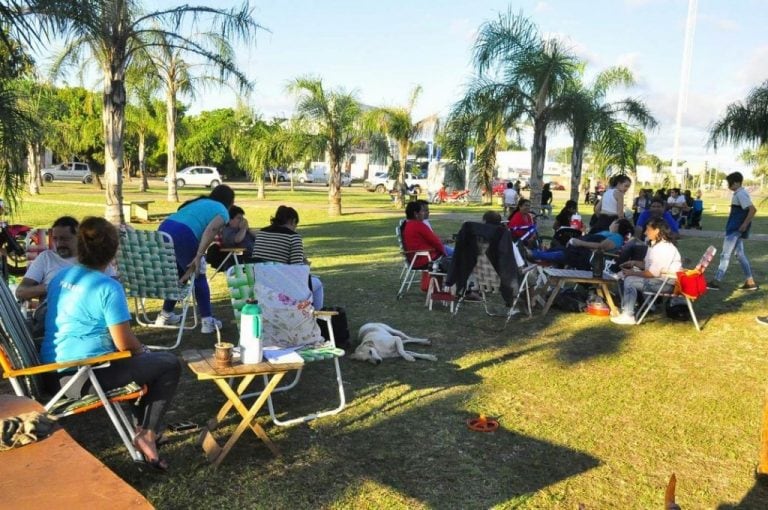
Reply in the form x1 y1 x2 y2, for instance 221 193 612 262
665 298 691 321
316 306 352 350
553 288 588 313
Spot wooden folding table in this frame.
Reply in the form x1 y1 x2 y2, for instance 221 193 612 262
541 268 620 316
181 348 303 468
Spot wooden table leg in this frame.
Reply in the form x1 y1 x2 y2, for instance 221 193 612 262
204 372 286 467
541 279 564 316
599 284 618 315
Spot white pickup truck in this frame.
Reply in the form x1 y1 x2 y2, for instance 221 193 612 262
363 171 429 194
388 172 428 195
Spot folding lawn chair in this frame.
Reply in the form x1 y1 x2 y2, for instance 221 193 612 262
506 241 549 323
226 263 346 427
116 229 196 350
425 270 456 313
206 234 245 282
635 245 717 331
449 222 534 323
396 219 433 299
0 276 145 462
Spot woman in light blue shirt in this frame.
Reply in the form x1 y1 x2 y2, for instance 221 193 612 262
156 185 234 333
42 217 180 471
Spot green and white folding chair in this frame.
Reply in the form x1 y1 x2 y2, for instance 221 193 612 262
116 229 196 350
0 277 145 463
226 263 346 427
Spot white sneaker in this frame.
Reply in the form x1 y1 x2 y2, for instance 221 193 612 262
201 317 223 334
155 311 182 326
610 313 636 326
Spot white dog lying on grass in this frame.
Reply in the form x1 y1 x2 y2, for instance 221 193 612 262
349 323 437 365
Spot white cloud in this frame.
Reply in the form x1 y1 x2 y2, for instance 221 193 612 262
448 18 478 44
736 45 768 89
625 0 658 7
534 1 552 14
699 12 739 32
545 32 601 66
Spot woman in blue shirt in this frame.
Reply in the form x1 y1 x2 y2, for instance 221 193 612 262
156 185 235 333
42 217 180 471
530 218 634 268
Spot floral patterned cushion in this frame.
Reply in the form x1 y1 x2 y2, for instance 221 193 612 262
253 263 324 348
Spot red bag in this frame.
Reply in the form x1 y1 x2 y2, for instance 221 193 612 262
420 271 431 292
675 269 707 299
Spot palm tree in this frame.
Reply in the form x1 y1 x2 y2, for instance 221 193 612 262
709 80 768 150
288 77 360 216
587 124 647 182
143 31 251 202
0 27 37 205
31 1 262 223
554 67 657 203
446 88 518 203
362 86 435 207
229 111 270 199
466 9 580 210
125 67 163 192
0 80 35 206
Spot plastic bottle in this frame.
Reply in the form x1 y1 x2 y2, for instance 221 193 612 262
239 302 262 364
570 212 583 232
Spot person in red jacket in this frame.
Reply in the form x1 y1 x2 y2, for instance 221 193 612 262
401 201 449 269
508 199 536 246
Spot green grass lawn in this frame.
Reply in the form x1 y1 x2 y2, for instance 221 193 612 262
4 181 768 508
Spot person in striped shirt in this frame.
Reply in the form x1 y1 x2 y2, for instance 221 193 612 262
252 205 324 308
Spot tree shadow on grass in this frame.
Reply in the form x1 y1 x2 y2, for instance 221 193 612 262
717 475 768 509
554 324 627 365
190 390 601 509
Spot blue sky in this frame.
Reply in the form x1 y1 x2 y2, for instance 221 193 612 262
173 1 768 171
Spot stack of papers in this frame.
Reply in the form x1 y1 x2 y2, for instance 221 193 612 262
262 347 304 364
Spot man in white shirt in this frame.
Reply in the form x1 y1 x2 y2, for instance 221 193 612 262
503 182 519 216
16 216 80 301
666 188 687 225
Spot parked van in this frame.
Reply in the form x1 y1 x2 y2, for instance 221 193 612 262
297 164 352 186
298 164 328 183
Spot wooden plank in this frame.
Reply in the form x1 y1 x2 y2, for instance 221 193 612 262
4 350 132 378
181 349 303 380
0 395 153 510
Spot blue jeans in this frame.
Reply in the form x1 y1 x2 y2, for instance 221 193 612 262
621 276 675 315
714 232 753 281
531 247 565 263
159 220 213 317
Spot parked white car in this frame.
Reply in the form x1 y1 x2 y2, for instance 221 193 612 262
363 172 390 193
42 162 93 184
166 166 222 188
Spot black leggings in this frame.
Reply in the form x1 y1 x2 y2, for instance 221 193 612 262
53 351 180 434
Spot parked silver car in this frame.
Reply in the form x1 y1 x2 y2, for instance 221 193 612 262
165 166 222 188
42 162 93 184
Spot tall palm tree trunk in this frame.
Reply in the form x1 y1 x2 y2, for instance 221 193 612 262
26 144 40 195
138 131 148 192
166 88 179 202
328 153 342 216
103 73 126 224
394 141 408 208
529 119 547 212
570 138 586 203
257 175 265 199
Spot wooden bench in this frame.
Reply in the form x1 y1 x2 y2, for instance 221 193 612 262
122 200 155 222
0 394 153 509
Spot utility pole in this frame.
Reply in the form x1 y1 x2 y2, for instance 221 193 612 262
671 0 698 187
